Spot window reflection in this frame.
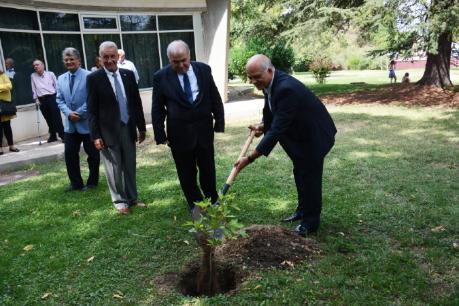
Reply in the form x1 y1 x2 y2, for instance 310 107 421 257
83 17 117 29
40 12 79 31
120 15 156 31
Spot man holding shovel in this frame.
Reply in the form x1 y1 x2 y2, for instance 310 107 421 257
234 54 337 237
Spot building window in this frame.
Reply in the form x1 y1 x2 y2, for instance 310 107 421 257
0 7 38 30
120 15 156 31
0 32 43 105
44 34 85 76
0 8 197 106
82 16 117 30
40 12 79 31
122 33 160 88
158 15 193 30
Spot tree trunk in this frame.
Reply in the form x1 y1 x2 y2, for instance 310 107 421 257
417 31 453 88
196 247 219 296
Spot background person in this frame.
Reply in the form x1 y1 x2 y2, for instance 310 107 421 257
152 40 225 211
402 72 410 83
91 56 102 72
117 49 139 84
234 54 337 237
31 59 64 142
5 58 15 80
87 41 146 215
388 60 397 84
0 67 20 154
56 47 100 192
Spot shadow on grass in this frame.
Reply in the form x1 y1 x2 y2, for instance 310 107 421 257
0 107 458 304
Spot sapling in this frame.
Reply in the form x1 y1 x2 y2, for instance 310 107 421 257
184 194 245 296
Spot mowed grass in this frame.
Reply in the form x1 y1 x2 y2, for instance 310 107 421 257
1 100 458 305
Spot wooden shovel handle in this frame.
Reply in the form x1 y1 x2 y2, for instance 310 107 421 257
225 129 256 186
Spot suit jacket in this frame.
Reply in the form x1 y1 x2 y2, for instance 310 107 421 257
56 67 91 134
87 68 146 146
256 70 337 163
151 61 224 151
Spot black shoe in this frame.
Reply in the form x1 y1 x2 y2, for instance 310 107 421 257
64 185 85 192
47 136 58 143
282 211 303 223
86 184 97 189
292 224 318 237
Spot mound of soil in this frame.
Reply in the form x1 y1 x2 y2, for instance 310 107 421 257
215 224 319 269
154 225 319 296
322 84 459 107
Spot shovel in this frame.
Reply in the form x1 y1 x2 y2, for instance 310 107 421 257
221 129 256 195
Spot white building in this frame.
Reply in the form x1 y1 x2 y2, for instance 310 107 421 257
0 0 230 141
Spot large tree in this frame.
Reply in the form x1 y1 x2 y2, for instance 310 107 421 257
231 0 459 88
358 0 459 88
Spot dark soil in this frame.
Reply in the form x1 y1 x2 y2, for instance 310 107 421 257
215 224 319 269
154 225 319 296
321 84 459 107
178 260 243 297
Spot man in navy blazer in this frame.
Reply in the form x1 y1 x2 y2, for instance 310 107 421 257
56 47 100 192
152 40 224 211
87 41 146 215
235 54 337 236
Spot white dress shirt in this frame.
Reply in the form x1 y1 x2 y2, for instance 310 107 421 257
177 65 199 101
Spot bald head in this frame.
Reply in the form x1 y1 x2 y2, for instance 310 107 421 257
245 54 274 90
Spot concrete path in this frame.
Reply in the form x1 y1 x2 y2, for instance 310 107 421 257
0 98 264 173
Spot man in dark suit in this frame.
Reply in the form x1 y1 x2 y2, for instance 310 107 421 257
235 54 337 236
152 40 225 211
87 41 147 215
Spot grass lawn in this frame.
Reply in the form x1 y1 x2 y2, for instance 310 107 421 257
1 102 458 305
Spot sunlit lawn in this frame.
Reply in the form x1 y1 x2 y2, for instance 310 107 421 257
1 100 458 304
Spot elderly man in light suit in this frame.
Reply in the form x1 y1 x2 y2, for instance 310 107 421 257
56 47 100 192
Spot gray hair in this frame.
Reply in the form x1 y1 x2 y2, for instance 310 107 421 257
62 47 80 60
99 41 118 56
167 40 190 58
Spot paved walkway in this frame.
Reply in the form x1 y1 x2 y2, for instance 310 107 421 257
0 98 263 173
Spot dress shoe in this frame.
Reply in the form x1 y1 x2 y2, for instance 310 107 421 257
282 211 303 223
292 224 318 237
0 151 3 155
64 185 85 192
85 184 98 190
47 137 58 143
9 147 20 152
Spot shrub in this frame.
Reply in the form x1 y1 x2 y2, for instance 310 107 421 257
247 38 295 74
229 38 295 81
310 56 333 84
293 54 313 72
229 46 256 82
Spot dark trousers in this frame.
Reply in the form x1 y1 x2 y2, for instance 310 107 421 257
38 94 64 139
293 157 324 224
171 144 218 209
64 132 100 188
0 120 14 146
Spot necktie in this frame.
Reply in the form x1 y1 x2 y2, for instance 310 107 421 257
112 73 129 124
182 73 193 104
69 74 75 94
